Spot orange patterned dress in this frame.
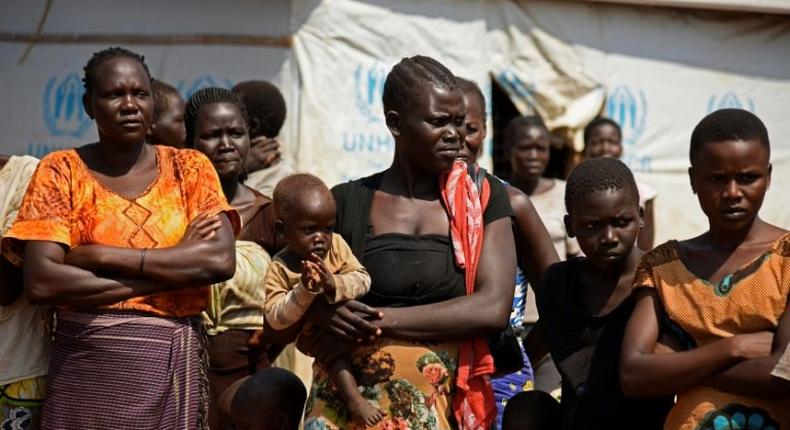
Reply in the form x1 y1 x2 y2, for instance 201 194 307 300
2 145 239 317
635 233 790 430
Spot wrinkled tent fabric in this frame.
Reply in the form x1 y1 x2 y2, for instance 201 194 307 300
486 1 606 150
1 0 788 245
291 0 790 243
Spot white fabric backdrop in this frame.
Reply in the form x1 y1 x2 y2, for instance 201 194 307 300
1 0 788 244
291 0 790 243
504 1 790 242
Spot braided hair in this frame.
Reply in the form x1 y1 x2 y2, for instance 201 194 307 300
456 77 486 118
583 117 621 147
184 87 249 146
565 157 639 214
82 47 151 95
232 80 287 138
382 55 458 114
503 115 548 152
690 108 769 164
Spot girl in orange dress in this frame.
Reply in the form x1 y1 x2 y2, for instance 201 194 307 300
620 109 789 429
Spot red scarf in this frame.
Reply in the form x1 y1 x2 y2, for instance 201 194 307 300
440 160 496 430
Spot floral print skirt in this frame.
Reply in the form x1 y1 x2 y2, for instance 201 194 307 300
305 339 459 430
1 375 46 430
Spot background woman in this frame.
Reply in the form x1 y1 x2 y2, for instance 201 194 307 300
185 87 282 429
2 47 238 429
0 153 46 430
456 77 559 428
505 115 579 394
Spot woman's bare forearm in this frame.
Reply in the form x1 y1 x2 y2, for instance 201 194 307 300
706 304 790 396
85 215 236 286
378 218 516 342
25 241 170 306
620 290 743 397
705 356 787 396
508 190 559 286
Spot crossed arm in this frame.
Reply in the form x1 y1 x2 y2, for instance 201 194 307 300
620 289 787 398
23 213 236 307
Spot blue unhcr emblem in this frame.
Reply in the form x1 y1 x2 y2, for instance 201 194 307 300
42 73 92 138
707 92 755 113
353 62 388 124
177 75 235 100
606 85 647 147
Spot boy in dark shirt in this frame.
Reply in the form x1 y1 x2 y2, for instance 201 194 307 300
528 157 672 429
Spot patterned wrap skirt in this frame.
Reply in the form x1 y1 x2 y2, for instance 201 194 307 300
1 376 46 430
305 339 459 430
40 309 208 430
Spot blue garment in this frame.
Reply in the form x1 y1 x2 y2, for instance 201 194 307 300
492 176 535 429
492 274 534 430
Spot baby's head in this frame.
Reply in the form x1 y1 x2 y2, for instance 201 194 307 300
273 174 336 260
147 79 186 148
218 368 306 430
689 108 771 233
565 157 642 271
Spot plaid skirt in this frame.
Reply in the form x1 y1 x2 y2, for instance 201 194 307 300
40 309 208 430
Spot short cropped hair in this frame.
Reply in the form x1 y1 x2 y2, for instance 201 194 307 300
150 79 182 121
82 47 151 95
382 55 458 114
689 108 770 164
503 115 548 151
583 116 621 146
565 157 639 213
232 80 287 139
502 391 560 430
184 87 249 146
232 368 306 429
272 173 334 221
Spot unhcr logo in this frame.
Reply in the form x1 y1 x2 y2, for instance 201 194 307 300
43 73 92 138
177 75 235 100
707 92 755 113
606 85 647 147
353 62 388 124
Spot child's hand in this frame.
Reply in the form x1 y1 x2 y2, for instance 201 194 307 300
310 252 336 294
301 260 322 293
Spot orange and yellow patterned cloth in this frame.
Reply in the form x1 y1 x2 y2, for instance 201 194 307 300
2 145 239 318
635 233 790 430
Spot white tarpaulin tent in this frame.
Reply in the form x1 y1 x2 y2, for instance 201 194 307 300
1 0 789 245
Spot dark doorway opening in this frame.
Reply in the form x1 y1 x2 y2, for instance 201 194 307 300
490 79 573 181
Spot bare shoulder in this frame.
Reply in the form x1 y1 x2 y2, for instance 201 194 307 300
504 184 533 211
